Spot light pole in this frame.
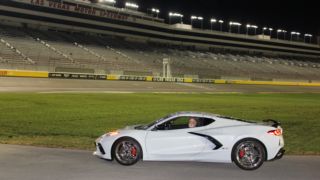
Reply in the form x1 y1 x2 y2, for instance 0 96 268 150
269 28 273 37
191 16 203 29
218 20 224 31
210 18 217 31
246 24 258 35
229 22 241 34
291 31 300 41
304 34 312 43
277 29 282 40
252 25 258 35
99 0 116 6
169 12 183 24
262 27 267 38
151 8 160 18
191 16 196 27
198 16 204 29
246 24 251 35
283 30 287 40
237 23 241 33
290 32 295 41
125 2 139 10
296 32 301 41
276 29 287 40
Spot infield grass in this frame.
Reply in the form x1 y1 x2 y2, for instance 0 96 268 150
0 93 319 154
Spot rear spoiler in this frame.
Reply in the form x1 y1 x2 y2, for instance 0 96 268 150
262 119 281 128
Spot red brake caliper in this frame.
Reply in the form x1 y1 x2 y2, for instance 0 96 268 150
239 149 245 158
131 146 137 157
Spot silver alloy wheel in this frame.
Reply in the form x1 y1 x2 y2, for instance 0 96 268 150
235 141 264 169
115 140 139 165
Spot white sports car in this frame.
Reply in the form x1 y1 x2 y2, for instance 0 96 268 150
94 112 285 170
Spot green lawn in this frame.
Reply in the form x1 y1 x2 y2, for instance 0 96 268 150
0 93 319 154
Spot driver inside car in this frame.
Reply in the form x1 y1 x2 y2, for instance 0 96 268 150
188 118 198 128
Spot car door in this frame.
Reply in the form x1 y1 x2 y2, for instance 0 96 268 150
145 117 208 161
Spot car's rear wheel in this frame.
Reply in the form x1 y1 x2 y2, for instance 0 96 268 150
232 138 266 170
113 138 142 166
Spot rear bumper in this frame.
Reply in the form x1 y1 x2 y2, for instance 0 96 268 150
270 148 285 161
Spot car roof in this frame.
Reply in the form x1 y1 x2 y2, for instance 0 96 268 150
169 111 220 118
168 112 254 123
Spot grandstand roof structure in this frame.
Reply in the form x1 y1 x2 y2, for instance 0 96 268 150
0 0 319 58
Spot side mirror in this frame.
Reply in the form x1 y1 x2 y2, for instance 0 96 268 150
152 125 159 131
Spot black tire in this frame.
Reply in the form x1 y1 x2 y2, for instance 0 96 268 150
232 138 266 170
112 137 142 166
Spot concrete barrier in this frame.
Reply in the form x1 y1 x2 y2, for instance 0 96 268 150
1 69 320 87
0 69 48 78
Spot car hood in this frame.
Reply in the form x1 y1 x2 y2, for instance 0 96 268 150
123 124 142 130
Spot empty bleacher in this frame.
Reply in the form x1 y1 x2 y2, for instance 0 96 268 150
0 25 319 81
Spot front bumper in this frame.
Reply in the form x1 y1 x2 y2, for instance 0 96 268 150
93 133 115 160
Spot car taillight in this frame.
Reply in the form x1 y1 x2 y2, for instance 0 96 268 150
268 129 282 136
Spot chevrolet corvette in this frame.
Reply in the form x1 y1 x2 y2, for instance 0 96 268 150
94 112 285 170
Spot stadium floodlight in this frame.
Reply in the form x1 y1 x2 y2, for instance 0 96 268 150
169 12 184 24
262 27 268 37
276 29 285 40
191 16 197 20
229 21 242 33
125 2 139 10
211 18 217 23
290 31 301 41
99 0 116 4
246 24 251 35
218 20 224 31
268 28 273 37
169 12 183 17
252 25 258 35
151 8 160 13
304 34 313 43
282 30 287 40
151 8 160 18
246 24 258 35
210 18 217 31
191 16 204 29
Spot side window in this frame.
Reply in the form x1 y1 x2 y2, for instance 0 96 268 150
155 117 215 131
199 118 215 126
155 117 189 131
171 117 190 129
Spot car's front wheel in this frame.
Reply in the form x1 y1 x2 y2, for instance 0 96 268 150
232 138 266 170
113 138 142 166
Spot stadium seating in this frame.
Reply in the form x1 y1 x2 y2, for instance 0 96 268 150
0 25 319 81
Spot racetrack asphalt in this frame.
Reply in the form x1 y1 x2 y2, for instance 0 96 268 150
1 77 320 93
0 144 319 180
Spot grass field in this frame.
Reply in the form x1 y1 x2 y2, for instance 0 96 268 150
0 93 319 155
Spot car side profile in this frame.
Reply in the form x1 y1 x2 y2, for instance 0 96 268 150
94 112 285 170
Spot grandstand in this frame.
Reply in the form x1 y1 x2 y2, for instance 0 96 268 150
0 25 320 81
0 0 320 82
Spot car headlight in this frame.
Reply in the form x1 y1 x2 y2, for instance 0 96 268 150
106 131 119 136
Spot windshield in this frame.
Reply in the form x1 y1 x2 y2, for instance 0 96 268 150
134 115 171 130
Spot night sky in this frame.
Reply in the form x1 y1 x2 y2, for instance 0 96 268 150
114 0 319 37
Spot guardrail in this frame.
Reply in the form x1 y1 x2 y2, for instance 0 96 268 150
1 69 320 87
